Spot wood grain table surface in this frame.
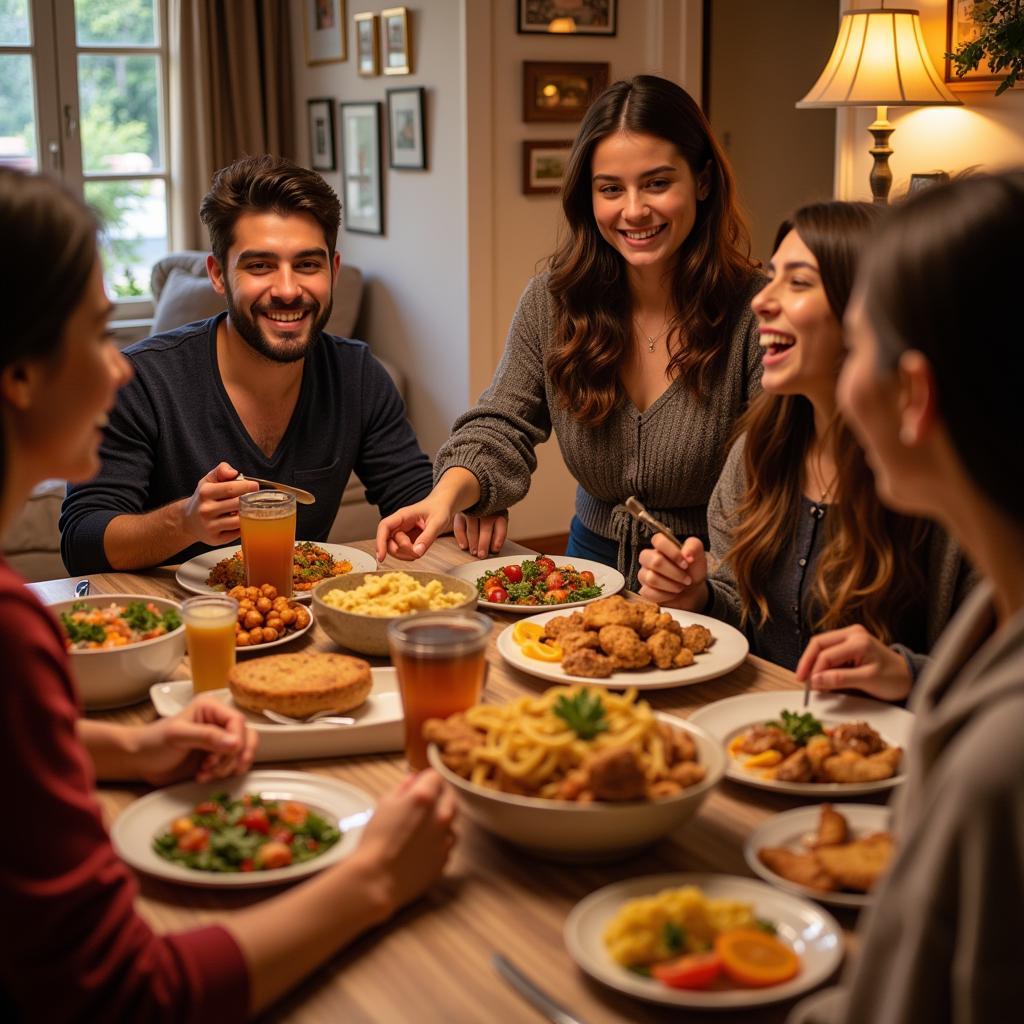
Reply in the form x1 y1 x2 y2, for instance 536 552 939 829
31 538 865 1024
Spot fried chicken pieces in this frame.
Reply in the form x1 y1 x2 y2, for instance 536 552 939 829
541 595 715 678
758 804 894 894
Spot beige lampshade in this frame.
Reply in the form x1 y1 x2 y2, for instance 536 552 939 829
797 7 962 107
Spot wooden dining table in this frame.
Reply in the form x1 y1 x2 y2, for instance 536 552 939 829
31 537 866 1024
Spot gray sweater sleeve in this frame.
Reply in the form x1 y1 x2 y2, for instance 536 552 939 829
433 277 553 516
702 435 747 629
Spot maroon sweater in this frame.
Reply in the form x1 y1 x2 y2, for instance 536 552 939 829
0 559 249 1022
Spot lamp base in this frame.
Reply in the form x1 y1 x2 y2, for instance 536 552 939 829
867 106 894 206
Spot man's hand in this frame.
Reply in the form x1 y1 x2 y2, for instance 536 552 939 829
637 533 709 610
181 462 259 546
796 624 913 703
453 511 508 559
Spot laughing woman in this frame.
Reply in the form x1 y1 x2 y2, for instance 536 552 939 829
638 202 972 700
0 168 455 1022
790 172 1024 1024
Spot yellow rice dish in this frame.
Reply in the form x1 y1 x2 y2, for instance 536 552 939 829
321 571 467 617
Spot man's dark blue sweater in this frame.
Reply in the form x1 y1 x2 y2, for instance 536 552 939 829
60 315 433 574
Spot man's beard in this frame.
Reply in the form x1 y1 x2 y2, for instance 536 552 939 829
223 280 333 364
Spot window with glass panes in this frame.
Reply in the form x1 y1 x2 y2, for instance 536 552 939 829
0 0 169 302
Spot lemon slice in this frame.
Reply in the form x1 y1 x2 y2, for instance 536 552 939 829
512 621 546 646
521 639 563 662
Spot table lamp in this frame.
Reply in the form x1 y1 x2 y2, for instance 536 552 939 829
797 4 961 204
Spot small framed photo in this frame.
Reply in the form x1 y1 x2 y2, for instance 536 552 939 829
517 0 617 36
340 102 383 235
908 171 951 193
382 6 411 76
307 98 336 171
354 11 379 76
387 87 426 170
523 61 609 122
304 0 346 65
522 140 573 194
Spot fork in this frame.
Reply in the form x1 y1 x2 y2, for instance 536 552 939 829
260 709 356 726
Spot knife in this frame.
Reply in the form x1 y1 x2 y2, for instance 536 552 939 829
492 953 587 1024
236 473 316 505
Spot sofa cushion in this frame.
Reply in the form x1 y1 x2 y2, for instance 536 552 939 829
2 479 66 582
150 266 227 335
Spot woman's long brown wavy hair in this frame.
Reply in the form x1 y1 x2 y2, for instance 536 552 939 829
545 75 758 426
727 202 931 641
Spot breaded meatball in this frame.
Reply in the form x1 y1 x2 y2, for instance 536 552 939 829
584 746 647 801
829 721 885 757
598 625 652 670
680 623 714 654
541 611 585 641
562 648 616 678
583 595 643 631
647 629 683 669
672 647 695 668
657 720 698 763
559 629 601 655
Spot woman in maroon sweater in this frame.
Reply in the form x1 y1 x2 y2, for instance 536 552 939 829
0 169 456 1021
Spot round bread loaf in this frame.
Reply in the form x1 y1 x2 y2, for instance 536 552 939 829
228 651 372 718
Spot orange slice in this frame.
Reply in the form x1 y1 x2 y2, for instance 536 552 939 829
513 621 546 646
715 929 799 988
520 639 563 662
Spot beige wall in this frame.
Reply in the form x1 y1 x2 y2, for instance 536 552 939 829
836 0 1024 199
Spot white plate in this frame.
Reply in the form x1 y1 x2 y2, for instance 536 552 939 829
175 543 377 602
236 605 314 654
688 692 914 797
445 556 625 615
150 667 404 761
565 872 843 1010
495 607 748 690
110 770 374 889
745 804 892 909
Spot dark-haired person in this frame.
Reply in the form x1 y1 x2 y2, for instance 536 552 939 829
789 173 1024 1023
60 154 433 574
0 167 455 1021
638 202 971 699
375 76 762 587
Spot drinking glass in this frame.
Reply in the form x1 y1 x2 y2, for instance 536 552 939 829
387 612 491 771
182 595 238 693
239 490 297 597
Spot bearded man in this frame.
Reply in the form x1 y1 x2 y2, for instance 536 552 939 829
60 155 433 573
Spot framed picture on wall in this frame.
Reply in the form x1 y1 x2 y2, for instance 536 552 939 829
340 102 383 235
517 0 617 36
307 98 336 171
523 61 609 122
522 140 573 194
387 87 426 169
304 0 346 65
944 0 1004 86
354 11 379 76
382 6 412 75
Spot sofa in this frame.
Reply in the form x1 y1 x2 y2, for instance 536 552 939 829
3 252 403 581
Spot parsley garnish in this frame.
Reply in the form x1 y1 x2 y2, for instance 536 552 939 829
662 920 686 955
767 709 824 746
553 690 609 740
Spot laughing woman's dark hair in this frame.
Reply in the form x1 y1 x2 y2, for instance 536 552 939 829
546 75 758 425
0 167 98 488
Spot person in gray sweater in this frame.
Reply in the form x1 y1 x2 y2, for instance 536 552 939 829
375 76 762 588
788 173 1024 1024
638 202 972 700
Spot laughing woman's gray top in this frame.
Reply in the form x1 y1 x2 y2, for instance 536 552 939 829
433 273 763 588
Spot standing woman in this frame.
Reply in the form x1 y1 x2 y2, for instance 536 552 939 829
790 173 1024 1022
0 168 455 1021
638 202 971 700
377 75 762 588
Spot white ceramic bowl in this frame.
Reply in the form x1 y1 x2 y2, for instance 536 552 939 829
50 593 186 709
428 713 724 861
312 570 478 656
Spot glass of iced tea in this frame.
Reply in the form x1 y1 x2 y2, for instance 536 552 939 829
182 595 238 694
239 490 296 597
387 612 492 771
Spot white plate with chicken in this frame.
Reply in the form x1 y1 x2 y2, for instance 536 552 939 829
688 692 914 797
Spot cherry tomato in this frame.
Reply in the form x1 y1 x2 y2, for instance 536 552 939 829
240 858 255 872
534 556 556 575
652 951 723 990
580 570 596 586
546 588 570 604
170 816 194 837
502 564 524 584
255 841 293 869
277 801 308 827
177 827 210 853
545 571 565 590
194 801 220 817
486 587 509 603
240 808 271 834
483 576 505 593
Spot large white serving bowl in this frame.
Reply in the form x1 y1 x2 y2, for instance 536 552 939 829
428 713 724 861
50 593 186 709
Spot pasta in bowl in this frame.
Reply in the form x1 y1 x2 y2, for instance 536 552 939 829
426 686 724 861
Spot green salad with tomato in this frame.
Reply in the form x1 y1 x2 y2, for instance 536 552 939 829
153 792 341 873
476 556 603 606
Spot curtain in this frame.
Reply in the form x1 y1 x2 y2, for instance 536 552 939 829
169 0 296 249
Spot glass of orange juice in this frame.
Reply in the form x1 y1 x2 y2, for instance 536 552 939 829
182 595 238 694
239 490 296 597
387 613 491 771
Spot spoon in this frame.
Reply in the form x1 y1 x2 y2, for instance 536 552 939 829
236 473 316 505
260 708 356 726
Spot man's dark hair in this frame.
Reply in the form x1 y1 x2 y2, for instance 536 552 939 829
199 155 341 266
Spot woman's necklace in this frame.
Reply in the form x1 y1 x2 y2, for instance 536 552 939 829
633 315 674 353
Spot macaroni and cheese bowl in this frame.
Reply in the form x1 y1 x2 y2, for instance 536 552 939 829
50 593 186 710
312 570 478 656
428 714 724 862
